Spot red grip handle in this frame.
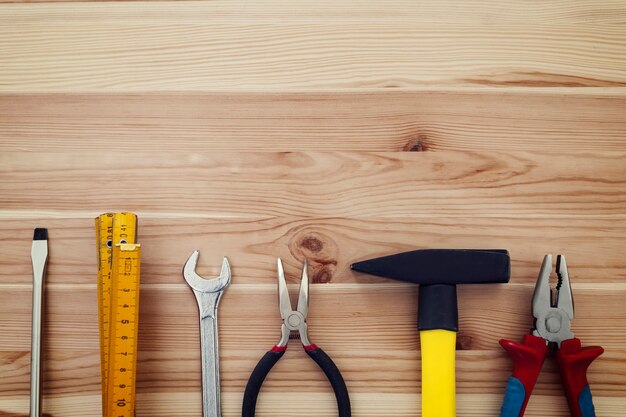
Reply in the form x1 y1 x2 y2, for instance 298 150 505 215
557 338 603 417
499 334 549 417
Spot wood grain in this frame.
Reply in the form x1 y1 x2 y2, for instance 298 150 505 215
2 92 626 152
1 285 624 416
1 279 624 415
1 217 625 285
1 150 625 218
1 392 623 417
0 348 624 396
1 285 624 352
1 0 625 415
1 1 626 91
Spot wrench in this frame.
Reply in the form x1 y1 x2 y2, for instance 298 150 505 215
183 251 231 417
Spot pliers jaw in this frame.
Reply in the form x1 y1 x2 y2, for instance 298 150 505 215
276 258 311 347
531 254 575 347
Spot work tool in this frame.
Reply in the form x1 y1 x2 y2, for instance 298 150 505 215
499 254 603 417
183 250 231 417
242 259 351 417
96 212 141 417
30 227 48 417
351 249 510 417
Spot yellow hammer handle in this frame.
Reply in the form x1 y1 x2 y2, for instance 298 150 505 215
421 329 456 417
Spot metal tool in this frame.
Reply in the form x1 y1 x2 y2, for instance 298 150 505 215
242 259 351 417
351 249 511 417
184 251 231 417
499 254 604 417
30 227 48 417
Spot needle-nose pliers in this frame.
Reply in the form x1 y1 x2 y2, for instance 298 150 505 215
499 254 604 417
242 258 351 417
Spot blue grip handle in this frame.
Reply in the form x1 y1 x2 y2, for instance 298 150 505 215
579 384 597 417
500 376 526 417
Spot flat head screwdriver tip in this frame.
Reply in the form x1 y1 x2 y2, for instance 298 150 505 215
33 228 48 241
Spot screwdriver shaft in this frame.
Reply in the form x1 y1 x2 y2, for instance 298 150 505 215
30 228 48 417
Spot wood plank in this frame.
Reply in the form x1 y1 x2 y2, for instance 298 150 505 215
1 348 623 397
1 0 625 21
1 1 624 415
1 217 625 285
2 92 626 152
1 285 622 352
1 150 625 217
1 1 626 91
1 391 624 416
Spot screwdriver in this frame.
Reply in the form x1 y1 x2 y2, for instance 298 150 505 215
31 228 48 417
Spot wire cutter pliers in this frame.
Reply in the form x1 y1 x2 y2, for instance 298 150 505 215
242 258 351 417
499 254 604 417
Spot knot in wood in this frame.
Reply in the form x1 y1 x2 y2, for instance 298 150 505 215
456 334 473 351
289 229 339 283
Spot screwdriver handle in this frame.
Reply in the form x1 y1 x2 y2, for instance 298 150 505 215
499 335 548 417
557 338 603 417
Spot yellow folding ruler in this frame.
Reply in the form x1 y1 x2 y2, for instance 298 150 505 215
96 212 141 417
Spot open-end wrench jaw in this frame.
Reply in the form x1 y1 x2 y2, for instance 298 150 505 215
184 250 231 320
184 250 231 293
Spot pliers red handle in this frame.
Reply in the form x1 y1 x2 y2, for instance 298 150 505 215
242 259 351 417
499 255 603 417
500 335 603 417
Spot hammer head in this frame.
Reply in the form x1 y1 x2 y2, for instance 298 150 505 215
351 249 510 285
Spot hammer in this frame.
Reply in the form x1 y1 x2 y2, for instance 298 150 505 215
351 249 510 417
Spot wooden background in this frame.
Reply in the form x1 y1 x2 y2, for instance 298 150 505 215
1 1 625 416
